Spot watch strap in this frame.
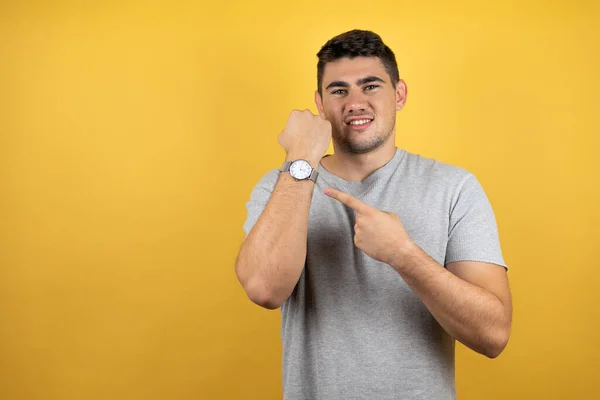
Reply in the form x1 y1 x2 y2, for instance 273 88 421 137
280 161 292 173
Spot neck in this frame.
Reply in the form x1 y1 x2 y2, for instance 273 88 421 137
321 139 397 182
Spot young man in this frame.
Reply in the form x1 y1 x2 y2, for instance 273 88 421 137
235 29 512 400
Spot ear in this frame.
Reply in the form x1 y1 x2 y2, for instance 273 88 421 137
395 79 407 111
315 90 326 118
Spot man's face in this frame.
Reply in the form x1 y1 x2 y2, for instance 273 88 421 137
316 56 406 154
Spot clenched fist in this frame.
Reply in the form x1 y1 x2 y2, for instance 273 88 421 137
278 109 332 165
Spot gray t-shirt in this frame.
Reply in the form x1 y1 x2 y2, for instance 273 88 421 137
243 148 506 400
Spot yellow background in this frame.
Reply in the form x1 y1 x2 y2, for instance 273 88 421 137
1 1 599 399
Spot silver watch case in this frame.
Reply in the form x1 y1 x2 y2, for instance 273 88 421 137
280 159 319 182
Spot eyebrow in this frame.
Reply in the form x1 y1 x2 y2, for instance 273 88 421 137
325 76 386 90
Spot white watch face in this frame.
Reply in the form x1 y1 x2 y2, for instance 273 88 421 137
289 160 312 180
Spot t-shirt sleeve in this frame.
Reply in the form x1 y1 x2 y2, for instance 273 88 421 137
445 173 507 269
242 169 279 237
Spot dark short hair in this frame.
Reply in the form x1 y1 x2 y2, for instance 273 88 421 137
316 29 400 95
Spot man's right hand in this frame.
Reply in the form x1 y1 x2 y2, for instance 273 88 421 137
278 109 332 166
237 109 330 309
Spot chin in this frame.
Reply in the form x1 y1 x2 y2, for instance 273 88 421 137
341 137 387 154
333 123 394 154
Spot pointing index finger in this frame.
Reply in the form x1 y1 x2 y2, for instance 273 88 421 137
324 188 368 213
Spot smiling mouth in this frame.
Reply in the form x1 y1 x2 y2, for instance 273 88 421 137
346 118 373 126
345 116 374 130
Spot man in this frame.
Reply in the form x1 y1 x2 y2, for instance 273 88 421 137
235 29 512 400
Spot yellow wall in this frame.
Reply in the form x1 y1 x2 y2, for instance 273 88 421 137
1 1 598 399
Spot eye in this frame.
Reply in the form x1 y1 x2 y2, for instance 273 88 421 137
331 89 346 95
365 84 379 91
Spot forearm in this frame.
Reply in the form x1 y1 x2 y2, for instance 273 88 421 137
390 244 510 358
236 170 316 309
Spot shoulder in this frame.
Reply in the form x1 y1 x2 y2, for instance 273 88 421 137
400 149 474 188
255 168 280 188
245 168 281 204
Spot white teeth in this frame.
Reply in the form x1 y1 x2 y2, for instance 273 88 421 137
349 119 371 125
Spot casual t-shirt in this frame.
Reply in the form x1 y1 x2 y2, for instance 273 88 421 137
243 148 506 400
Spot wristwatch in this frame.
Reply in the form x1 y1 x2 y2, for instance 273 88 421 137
280 159 319 182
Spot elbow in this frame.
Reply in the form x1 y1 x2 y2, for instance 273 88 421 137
482 327 511 359
244 278 285 310
235 257 284 310
483 345 504 359
249 291 284 310
478 301 512 359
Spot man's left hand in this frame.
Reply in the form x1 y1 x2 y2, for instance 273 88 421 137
324 188 414 266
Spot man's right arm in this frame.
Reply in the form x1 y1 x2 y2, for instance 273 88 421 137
235 110 331 309
235 156 319 309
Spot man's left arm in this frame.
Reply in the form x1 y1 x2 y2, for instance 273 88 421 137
324 181 512 359
389 246 512 358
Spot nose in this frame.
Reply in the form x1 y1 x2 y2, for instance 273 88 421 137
344 89 368 115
